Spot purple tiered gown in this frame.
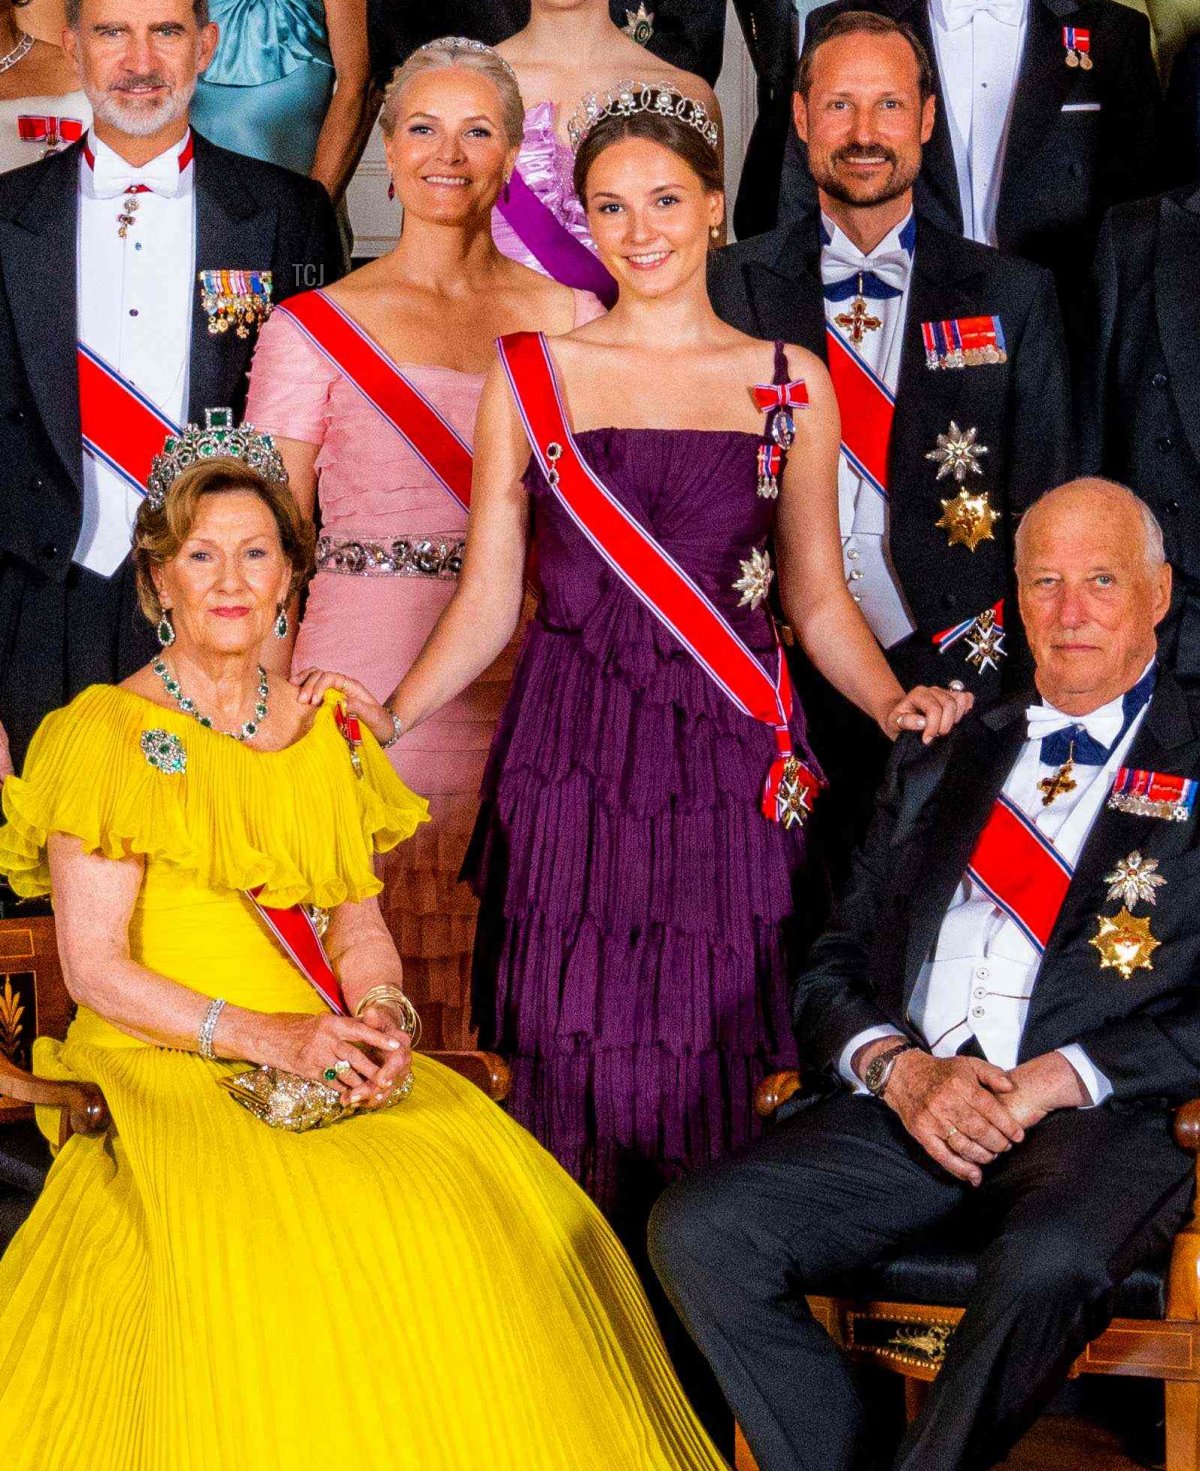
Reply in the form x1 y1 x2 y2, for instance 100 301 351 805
466 345 818 1230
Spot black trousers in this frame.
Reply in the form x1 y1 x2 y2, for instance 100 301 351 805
649 1092 1195 1471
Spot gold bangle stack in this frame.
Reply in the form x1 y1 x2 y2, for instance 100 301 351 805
354 984 422 1049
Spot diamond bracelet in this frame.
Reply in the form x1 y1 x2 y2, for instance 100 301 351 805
198 996 227 1061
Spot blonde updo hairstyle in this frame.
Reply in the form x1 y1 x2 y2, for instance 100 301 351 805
132 461 316 626
379 37 525 150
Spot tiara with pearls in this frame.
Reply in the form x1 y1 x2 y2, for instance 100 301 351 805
145 408 288 511
412 35 519 86
567 80 720 153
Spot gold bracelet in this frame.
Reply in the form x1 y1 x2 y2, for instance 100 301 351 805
354 984 421 1048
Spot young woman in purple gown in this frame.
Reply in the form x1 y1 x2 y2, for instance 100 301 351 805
294 88 971 1243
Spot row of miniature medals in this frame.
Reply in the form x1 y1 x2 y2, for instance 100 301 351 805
740 273 1005 675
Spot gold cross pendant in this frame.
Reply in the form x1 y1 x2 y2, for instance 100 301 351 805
834 276 883 347
1038 743 1078 807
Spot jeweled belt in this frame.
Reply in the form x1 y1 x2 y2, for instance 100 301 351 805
315 533 465 579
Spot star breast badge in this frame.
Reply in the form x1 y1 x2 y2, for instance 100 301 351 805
1090 907 1160 980
926 422 988 484
623 3 654 43
935 488 999 552
1103 851 1166 909
734 547 774 610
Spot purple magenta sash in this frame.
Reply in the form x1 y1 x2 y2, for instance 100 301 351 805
496 167 618 308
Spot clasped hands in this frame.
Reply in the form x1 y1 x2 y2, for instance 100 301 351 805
269 1006 413 1112
855 1041 1090 1186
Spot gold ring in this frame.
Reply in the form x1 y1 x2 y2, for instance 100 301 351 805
945 1125 959 1139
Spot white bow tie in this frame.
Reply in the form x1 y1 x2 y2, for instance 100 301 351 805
936 0 1024 29
821 239 911 293
89 147 183 200
1024 703 1124 749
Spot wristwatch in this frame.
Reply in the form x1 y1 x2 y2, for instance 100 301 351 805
863 1042 917 1099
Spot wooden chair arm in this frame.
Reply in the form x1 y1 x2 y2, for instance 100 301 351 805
756 1069 804 1118
0 1054 109 1148
1174 1099 1200 1153
424 1050 512 1103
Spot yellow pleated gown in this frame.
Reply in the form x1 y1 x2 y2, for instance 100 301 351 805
0 686 728 1471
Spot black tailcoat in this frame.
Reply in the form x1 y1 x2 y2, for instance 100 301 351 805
0 133 343 768
709 208 1074 872
1084 187 1200 677
778 0 1161 353
796 671 1200 1105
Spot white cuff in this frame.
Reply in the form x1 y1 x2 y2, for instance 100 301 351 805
838 1024 906 1094
1056 1044 1113 1108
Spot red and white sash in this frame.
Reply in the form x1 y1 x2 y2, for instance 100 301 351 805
497 329 819 826
277 290 473 513
77 343 181 494
965 796 1074 952
248 891 345 1014
824 325 895 500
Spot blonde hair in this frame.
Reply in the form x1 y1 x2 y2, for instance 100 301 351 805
380 37 525 149
132 460 316 624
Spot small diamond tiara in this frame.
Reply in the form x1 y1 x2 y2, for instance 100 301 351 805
412 35 518 87
145 408 288 511
567 80 720 153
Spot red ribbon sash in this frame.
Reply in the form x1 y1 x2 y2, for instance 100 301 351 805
965 796 1074 952
77 344 181 494
825 325 894 499
497 329 817 825
247 890 346 1015
278 290 473 512
18 114 84 145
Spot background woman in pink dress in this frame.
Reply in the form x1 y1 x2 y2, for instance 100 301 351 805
491 0 722 300
246 37 603 1047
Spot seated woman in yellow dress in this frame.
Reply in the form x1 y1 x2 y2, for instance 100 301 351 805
0 423 729 1471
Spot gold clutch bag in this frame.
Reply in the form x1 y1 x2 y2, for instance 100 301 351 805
219 1066 414 1133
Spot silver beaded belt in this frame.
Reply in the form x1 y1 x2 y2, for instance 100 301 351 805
315 534 465 579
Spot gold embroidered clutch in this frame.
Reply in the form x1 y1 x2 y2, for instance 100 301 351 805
219 1065 413 1132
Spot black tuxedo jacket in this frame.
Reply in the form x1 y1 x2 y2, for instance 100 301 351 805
709 207 1074 696
0 131 341 589
367 1 728 86
779 0 1161 347
1084 187 1200 676
1164 34 1200 189
794 672 1200 1107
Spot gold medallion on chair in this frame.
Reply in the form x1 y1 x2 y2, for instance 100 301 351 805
1090 907 1160 979
935 487 999 552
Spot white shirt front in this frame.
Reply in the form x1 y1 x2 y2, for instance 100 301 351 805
75 129 195 577
928 0 1029 245
838 675 1158 1104
821 210 916 649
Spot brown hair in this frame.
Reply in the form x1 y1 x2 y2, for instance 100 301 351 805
573 109 724 210
380 37 525 149
132 460 315 624
66 0 209 26
797 11 933 103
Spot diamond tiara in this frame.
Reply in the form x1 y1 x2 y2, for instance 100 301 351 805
145 408 289 511
567 80 720 153
412 35 518 87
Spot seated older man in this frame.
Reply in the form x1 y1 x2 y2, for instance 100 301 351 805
650 478 1200 1471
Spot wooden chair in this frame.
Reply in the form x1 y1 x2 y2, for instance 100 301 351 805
0 911 510 1251
731 1069 1200 1471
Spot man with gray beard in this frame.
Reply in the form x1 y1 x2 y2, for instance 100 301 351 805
0 0 341 782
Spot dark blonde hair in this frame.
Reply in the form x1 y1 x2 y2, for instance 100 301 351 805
797 11 933 101
132 460 315 624
573 109 724 209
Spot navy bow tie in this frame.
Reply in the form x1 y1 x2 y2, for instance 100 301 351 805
822 272 904 303
1037 666 1157 768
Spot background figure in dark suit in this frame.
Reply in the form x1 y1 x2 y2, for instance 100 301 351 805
651 479 1199 1471
710 12 1073 879
1165 34 1200 188
778 0 1161 355
730 0 799 239
0 0 342 780
366 0 727 87
1085 185 1200 678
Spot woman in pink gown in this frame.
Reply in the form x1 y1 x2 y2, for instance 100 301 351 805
491 0 720 298
246 37 603 1047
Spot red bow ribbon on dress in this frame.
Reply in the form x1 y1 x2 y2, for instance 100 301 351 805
752 381 810 412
